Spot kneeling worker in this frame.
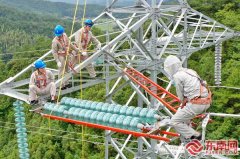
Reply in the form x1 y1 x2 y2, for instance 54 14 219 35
29 60 56 105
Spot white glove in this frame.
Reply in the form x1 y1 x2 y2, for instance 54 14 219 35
57 61 62 68
82 52 87 56
97 46 101 51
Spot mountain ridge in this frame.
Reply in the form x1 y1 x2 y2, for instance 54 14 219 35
0 0 104 18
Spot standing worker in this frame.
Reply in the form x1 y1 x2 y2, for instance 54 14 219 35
29 60 56 105
164 55 212 141
52 25 79 89
75 19 101 78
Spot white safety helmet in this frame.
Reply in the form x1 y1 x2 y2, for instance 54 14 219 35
164 55 182 78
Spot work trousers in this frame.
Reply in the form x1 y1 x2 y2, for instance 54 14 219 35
70 53 96 77
29 82 56 101
170 103 210 138
58 55 69 85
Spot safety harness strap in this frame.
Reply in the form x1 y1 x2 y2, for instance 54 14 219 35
81 28 89 50
57 34 69 56
35 71 47 88
183 70 212 105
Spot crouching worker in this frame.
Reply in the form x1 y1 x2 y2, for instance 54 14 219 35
29 60 56 105
164 55 212 141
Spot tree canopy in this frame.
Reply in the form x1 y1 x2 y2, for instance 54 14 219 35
0 0 239 158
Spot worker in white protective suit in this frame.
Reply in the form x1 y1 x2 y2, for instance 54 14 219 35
75 19 101 78
52 25 79 89
29 60 56 105
164 55 212 140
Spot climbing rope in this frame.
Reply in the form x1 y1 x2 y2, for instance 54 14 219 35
56 0 80 104
79 0 88 158
48 0 80 134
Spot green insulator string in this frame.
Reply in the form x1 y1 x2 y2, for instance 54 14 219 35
13 100 30 159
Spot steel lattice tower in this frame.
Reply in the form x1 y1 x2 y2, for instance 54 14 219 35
0 0 239 158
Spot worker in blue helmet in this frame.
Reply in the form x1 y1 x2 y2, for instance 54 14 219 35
164 55 212 141
74 19 101 78
29 60 56 105
52 25 79 89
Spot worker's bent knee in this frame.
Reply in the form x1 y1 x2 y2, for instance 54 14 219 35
49 82 55 87
169 119 181 127
170 114 184 123
29 85 37 91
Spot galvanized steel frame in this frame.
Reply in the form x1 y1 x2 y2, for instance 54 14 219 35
0 0 239 158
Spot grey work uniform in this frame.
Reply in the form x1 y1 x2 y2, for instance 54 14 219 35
170 68 210 138
29 70 56 101
74 27 101 77
52 33 78 84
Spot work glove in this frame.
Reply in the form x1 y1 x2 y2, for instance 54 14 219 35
76 48 80 53
181 98 188 109
82 52 87 56
170 80 176 87
96 45 101 51
57 61 62 68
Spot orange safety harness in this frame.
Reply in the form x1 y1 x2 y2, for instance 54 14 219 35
57 34 69 56
185 71 212 105
81 28 89 50
56 34 78 73
35 71 47 88
190 84 212 105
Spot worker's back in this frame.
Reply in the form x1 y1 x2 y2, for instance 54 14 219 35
173 68 208 100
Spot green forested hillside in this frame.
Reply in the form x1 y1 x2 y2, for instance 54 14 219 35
0 0 104 18
188 0 240 142
0 0 239 158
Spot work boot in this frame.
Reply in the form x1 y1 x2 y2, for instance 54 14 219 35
30 100 39 105
66 83 72 88
96 73 102 77
51 99 56 103
190 133 202 141
61 85 67 90
47 96 56 103
89 75 97 79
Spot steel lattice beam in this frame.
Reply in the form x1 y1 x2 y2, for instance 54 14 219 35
0 0 239 158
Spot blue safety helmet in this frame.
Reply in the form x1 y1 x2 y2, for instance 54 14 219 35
34 60 46 69
84 19 94 27
54 25 64 37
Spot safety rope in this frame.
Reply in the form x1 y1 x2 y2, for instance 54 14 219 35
56 0 80 104
48 0 80 134
79 0 87 158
